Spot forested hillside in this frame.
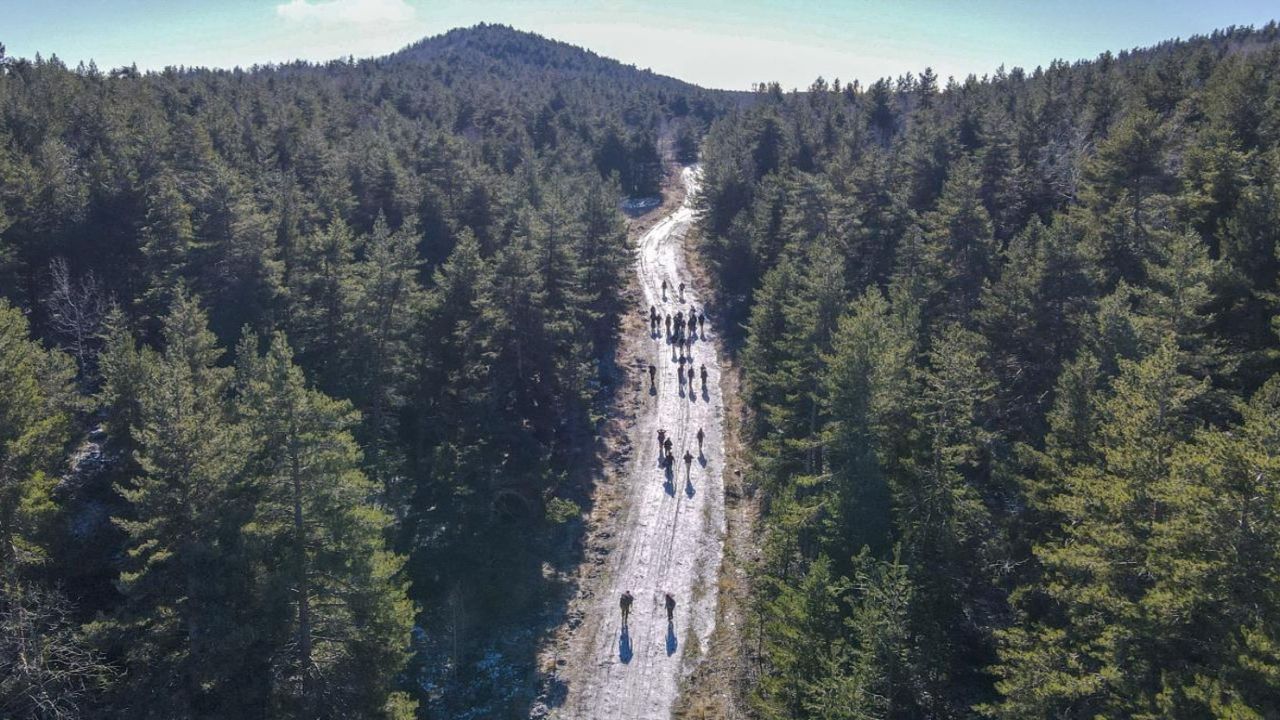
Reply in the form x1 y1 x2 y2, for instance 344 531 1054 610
0 25 730 718
697 22 1280 718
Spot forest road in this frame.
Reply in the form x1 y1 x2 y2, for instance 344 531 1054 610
556 166 726 719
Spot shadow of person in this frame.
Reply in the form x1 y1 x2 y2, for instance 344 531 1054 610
666 621 678 656
620 625 633 663
685 476 695 498
664 476 675 496
649 384 657 397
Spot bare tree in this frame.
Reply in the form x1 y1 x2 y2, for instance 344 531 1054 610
0 582 113 719
42 258 106 381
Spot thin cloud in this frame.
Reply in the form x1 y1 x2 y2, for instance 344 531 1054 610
276 0 417 26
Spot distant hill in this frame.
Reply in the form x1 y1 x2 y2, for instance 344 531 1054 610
383 24 747 125
392 23 697 91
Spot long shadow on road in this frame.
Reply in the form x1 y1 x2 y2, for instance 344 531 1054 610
620 626 633 664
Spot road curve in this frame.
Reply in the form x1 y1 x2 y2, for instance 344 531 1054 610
557 166 726 719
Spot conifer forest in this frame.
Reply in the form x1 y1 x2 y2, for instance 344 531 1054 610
4 15 1280 720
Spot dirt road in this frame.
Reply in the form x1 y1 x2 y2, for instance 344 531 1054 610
556 166 726 719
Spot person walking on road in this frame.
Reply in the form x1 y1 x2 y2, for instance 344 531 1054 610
683 449 694 475
678 282 685 300
700 364 708 390
665 593 676 622
621 591 634 625
657 428 666 451
697 427 705 452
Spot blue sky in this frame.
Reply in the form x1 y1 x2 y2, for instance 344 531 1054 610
3 0 1277 89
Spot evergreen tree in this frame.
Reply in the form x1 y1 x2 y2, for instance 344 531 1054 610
90 292 256 718
821 288 915 560
237 333 415 719
344 215 423 490
0 299 76 577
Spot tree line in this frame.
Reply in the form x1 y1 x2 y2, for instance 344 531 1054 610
696 23 1280 719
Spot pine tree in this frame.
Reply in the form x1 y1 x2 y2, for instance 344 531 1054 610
237 332 415 719
90 292 257 718
811 549 916 719
0 299 77 577
286 219 356 390
918 156 996 323
573 179 630 354
821 288 916 560
898 322 998 714
988 341 1206 718
754 555 845 720
976 218 1096 441
1080 108 1170 285
344 215 423 490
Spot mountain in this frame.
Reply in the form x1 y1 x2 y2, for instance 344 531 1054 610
393 23 696 91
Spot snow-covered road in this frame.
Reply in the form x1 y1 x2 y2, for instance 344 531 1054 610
557 167 726 719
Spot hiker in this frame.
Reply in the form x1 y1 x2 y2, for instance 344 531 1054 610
665 315 672 336
664 437 673 455
698 312 706 335
621 591 634 624
700 364 708 390
666 449 675 468
684 450 694 472
658 428 666 450
697 427 705 451
649 363 656 386
665 593 676 622
677 366 684 385
678 282 685 300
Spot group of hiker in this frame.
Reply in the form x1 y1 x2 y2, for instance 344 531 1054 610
623 277 713 632
619 590 676 627
655 427 702 475
650 292 706 349
647 359 708 396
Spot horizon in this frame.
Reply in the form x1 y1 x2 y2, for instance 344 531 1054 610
4 0 1278 91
